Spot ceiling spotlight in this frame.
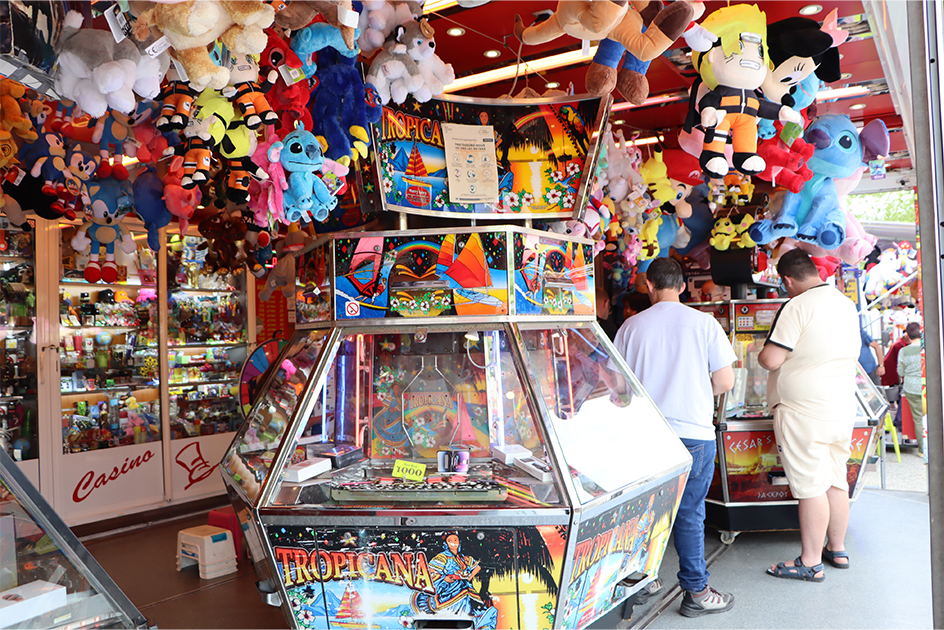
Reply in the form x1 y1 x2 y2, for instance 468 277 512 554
849 103 867 110
840 73 853 80
446 27 465 36
799 4 823 15
484 49 501 58
545 81 560 89
612 119 625 124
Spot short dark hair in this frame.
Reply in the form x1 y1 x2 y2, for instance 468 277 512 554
777 249 820 281
906 322 922 340
646 257 685 290
625 291 652 314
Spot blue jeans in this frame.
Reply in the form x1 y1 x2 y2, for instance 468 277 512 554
673 437 716 593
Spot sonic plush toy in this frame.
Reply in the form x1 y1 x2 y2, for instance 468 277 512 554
749 115 889 250
71 178 137 283
268 123 337 223
133 166 173 252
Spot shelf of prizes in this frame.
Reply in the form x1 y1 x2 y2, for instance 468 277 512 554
221 226 694 630
692 300 889 544
5 216 265 526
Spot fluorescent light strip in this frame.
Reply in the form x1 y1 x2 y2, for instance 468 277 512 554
424 0 459 13
815 85 871 100
443 46 598 93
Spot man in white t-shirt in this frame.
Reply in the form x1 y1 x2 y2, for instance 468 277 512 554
759 249 860 583
612 257 736 618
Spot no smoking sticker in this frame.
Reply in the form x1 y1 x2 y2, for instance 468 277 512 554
345 301 360 317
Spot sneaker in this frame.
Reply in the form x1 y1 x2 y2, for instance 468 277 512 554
679 586 734 618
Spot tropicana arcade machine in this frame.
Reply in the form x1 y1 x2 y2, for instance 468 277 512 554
220 93 693 630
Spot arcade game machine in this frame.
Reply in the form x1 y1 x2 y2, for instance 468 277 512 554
696 299 888 543
221 227 692 630
0 448 149 629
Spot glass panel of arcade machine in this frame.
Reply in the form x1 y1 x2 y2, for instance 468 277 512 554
270 328 564 509
726 332 770 418
222 331 330 504
854 363 889 418
518 325 690 504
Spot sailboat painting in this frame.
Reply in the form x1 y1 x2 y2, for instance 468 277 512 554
513 233 595 317
334 232 509 320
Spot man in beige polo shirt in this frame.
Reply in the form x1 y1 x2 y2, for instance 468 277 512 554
758 250 860 582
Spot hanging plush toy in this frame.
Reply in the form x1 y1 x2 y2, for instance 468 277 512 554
248 136 289 227
221 52 279 129
275 0 359 51
165 89 235 189
132 0 275 91
686 4 803 180
357 0 424 54
0 79 37 142
72 178 137 283
260 32 312 132
750 115 889 250
154 64 200 132
260 224 311 301
365 18 453 105
291 21 362 78
219 114 268 204
132 166 173 252
310 47 382 165
162 166 198 234
91 102 156 180
268 123 338 223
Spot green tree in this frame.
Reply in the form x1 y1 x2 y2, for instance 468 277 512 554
846 190 916 223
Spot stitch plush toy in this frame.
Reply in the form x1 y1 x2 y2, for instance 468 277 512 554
132 166 172 252
268 123 338 223
221 52 279 129
72 178 137 283
310 47 382 165
132 0 275 91
686 4 803 179
366 19 450 105
749 115 889 250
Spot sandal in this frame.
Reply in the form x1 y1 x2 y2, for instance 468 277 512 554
766 557 825 582
823 548 850 569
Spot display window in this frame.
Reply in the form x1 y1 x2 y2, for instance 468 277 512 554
58 225 160 454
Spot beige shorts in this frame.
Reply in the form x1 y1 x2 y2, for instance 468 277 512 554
772 405 852 499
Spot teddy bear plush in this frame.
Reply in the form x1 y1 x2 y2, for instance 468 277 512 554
260 224 311 301
132 0 274 91
55 11 141 118
275 0 359 51
310 47 382 165
0 80 37 142
366 18 452 105
72 178 137 283
268 123 338 223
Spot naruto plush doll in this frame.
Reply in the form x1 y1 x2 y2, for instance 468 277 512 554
686 4 803 180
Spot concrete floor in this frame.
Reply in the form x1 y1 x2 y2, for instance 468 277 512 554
80 451 932 629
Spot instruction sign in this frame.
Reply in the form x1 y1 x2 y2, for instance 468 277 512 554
443 123 499 204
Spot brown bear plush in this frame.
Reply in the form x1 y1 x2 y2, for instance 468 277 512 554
274 0 358 51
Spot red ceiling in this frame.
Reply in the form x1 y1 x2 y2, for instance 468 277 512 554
427 0 909 170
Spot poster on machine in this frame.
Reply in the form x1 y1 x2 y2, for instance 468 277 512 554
513 233 595 317
371 95 606 218
269 525 566 629
559 476 686 629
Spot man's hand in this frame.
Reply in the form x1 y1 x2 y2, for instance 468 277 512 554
877 365 886 376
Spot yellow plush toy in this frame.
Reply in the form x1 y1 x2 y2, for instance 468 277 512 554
0 79 37 142
639 148 676 205
709 217 737 250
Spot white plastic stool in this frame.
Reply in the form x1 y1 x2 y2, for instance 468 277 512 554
177 525 237 578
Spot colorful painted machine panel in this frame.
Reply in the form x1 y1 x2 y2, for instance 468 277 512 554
373 96 603 217
514 233 594 317
296 243 333 325
559 476 685 630
721 430 793 503
269 525 566 630
334 232 509 320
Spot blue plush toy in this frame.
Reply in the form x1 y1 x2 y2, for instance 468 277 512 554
757 73 822 140
71 178 137 283
749 115 889 250
268 123 338 223
291 23 361 77
309 47 382 165
586 33 652 106
132 166 172 252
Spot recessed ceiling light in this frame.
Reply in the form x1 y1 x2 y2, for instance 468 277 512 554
446 27 465 36
840 73 852 80
484 49 501 58
849 103 867 110
545 81 560 89
612 119 625 124
799 4 823 15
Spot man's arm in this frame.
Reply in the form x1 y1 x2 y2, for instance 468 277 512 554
711 364 735 395
758 343 790 371
871 340 886 376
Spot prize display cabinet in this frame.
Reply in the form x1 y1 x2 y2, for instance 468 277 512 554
20 218 255 526
694 300 888 543
223 227 692 630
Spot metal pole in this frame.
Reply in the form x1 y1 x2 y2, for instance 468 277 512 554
907 2 944 626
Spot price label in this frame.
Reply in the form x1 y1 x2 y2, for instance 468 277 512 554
392 459 426 482
779 121 803 147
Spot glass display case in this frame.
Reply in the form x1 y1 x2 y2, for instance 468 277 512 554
223 228 692 630
0 448 148 629
696 300 889 543
0 225 38 485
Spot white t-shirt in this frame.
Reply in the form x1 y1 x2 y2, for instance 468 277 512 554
611 301 737 441
765 284 860 421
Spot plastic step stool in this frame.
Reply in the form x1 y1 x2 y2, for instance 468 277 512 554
208 506 244 560
177 525 236 577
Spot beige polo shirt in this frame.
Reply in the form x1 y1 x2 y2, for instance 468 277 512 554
765 284 860 421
